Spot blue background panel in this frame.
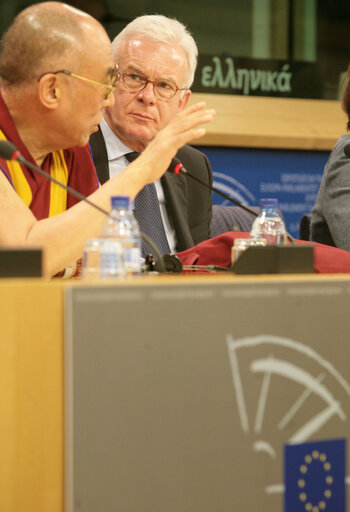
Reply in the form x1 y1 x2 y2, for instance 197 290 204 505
196 146 330 238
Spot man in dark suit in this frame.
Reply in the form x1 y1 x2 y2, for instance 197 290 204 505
90 14 213 254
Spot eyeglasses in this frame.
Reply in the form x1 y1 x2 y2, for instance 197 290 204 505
38 69 119 100
119 72 187 100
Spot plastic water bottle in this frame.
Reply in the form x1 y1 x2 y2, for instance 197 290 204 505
100 195 142 278
250 198 287 244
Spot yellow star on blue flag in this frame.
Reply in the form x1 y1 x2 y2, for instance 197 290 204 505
284 439 346 512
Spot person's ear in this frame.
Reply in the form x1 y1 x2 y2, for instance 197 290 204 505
37 74 60 109
177 89 191 113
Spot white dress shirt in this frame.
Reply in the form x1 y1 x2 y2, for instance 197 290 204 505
100 118 177 253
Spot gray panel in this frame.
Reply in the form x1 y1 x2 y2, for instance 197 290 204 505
65 280 350 512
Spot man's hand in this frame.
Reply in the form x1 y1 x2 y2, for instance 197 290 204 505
131 102 215 185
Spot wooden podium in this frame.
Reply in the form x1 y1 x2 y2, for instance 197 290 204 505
1 275 350 512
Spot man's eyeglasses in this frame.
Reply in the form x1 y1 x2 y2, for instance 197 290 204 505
119 72 187 100
38 69 119 100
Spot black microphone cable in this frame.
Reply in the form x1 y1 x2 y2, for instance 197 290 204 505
0 140 166 273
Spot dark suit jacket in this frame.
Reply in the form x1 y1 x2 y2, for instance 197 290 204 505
311 134 350 250
89 128 213 252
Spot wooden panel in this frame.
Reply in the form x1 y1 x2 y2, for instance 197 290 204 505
189 92 347 150
0 279 64 512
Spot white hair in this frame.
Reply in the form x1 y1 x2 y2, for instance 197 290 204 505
112 14 198 89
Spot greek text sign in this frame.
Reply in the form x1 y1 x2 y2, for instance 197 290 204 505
193 56 323 99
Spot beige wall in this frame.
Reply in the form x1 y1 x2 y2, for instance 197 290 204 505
189 93 347 151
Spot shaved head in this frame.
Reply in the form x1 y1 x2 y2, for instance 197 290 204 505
0 1 106 85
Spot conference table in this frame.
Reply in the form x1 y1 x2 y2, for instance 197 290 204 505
1 273 349 512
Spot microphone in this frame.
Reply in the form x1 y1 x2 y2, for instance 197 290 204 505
170 157 295 244
344 143 350 159
171 157 259 217
0 140 167 272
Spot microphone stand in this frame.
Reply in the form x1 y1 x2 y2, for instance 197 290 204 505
178 166 259 217
17 157 166 272
0 143 166 273
173 162 295 244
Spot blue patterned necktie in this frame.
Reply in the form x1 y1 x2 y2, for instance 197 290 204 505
125 152 171 257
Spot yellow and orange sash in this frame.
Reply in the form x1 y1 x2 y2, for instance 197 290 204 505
0 130 68 217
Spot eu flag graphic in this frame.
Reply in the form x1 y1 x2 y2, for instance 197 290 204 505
284 439 346 512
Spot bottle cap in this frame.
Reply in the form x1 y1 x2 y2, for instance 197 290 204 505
259 198 278 209
111 195 130 209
